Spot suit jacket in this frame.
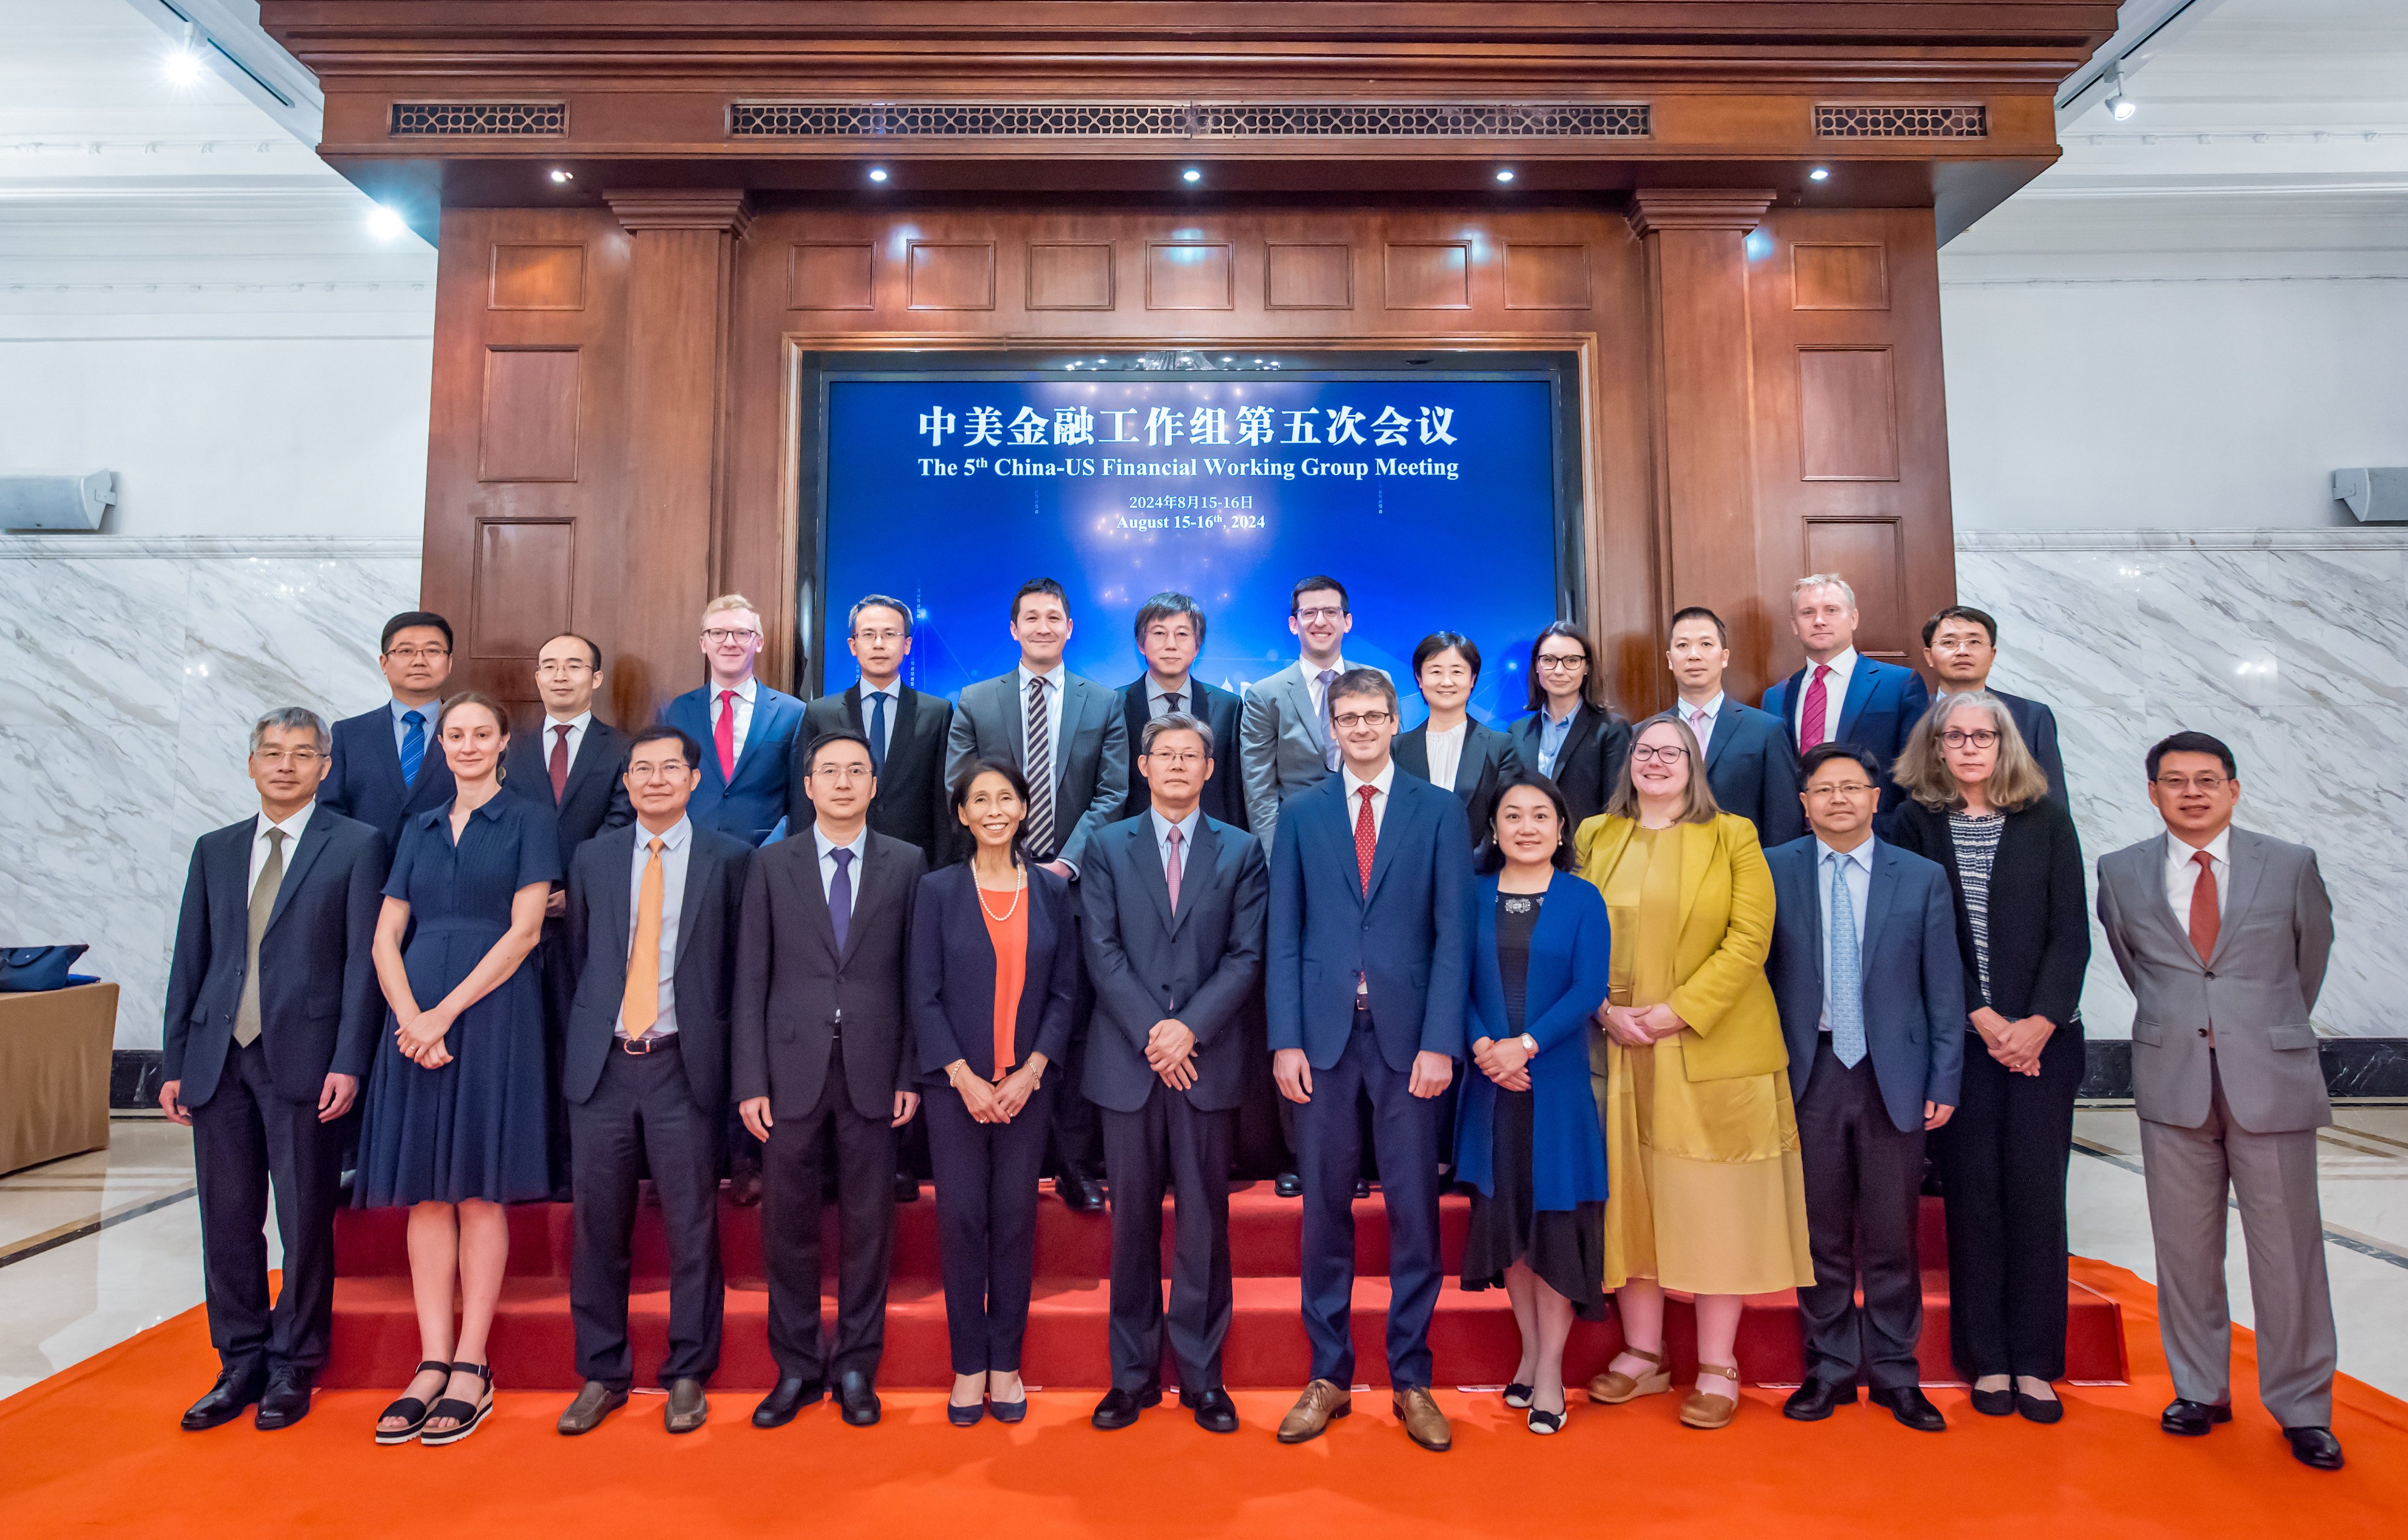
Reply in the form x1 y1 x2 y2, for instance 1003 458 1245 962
1762 657 1932 813
317 705 455 846
1454 872 1613 1211
1701 700 1806 848
503 716 634 877
791 683 955 859
1238 661 1392 859
731 828 927 1120
2097 828 2333 1134
1394 717 1524 848
1991 688 2068 806
1118 676 1248 829
1080 812 1269 1114
1507 702 1631 830
1571 812 1787 1082
563 823 752 1113
944 669 1128 871
1266 769 1473 1072
1888 796 2090 1029
161 812 389 1108
663 682 807 848
1764 835 1966 1133
909 862 1081 1084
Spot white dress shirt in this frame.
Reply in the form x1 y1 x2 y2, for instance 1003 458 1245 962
1794 649 1859 747
1151 806 1201 876
1304 657 1350 715
1679 691 1726 757
814 823 869 901
542 709 593 779
249 802 316 893
710 677 758 765
1339 760 1396 995
2165 826 2232 928
617 816 692 1039
859 682 900 758
1815 836 1874 1032
1424 720 1469 794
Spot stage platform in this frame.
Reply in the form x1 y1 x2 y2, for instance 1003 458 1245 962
319 1183 2127 1390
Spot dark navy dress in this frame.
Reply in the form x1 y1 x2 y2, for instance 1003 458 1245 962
354 793 559 1207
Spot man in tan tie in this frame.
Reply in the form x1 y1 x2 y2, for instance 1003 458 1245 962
162 708 390 1432
2096 731 2342 1471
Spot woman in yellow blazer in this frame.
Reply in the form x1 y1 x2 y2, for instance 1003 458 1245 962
1574 712 1812 1429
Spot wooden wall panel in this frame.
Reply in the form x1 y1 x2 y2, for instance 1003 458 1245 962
788 242 874 310
1504 243 1591 311
1791 243 1889 312
1802 517 1908 661
1145 242 1235 310
1384 242 1471 309
471 519 576 660
488 244 586 311
1796 347 1899 481
1265 243 1352 310
1026 242 1114 310
477 347 581 482
906 242 996 310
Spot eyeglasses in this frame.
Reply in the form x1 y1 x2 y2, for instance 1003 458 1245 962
385 645 449 662
811 763 874 782
851 628 906 645
536 660 591 675
1806 781 1875 798
627 760 691 780
1330 711 1391 730
1939 729 2000 749
1631 744 1690 765
1534 655 1587 672
1145 750 1206 768
2155 774 2231 793
1294 606 1346 622
253 749 323 766
702 628 761 645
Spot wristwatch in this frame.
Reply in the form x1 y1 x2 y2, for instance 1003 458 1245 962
1519 1033 1540 1056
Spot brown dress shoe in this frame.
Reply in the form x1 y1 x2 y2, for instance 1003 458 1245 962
1588 1346 1671 1404
1678 1363 1740 1429
665 1378 710 1434
1393 1386 1452 1452
557 1381 628 1436
1276 1379 1352 1444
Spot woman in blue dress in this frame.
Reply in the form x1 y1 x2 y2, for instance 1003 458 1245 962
357 692 556 1446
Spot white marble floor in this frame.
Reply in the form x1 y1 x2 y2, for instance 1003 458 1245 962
4 1109 2406 1404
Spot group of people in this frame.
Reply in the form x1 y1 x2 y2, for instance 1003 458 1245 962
158 570 2344 1471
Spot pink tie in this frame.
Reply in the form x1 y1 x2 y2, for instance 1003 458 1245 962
1164 825 1183 914
1799 664 1833 751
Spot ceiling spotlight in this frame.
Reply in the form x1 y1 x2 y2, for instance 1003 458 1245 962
2104 62 2137 121
1808 166 1830 182
1494 169 1516 183
868 166 889 183
549 169 573 183
366 205 406 240
1181 168 1202 184
164 23 204 85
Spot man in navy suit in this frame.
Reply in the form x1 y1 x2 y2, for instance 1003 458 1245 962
1667 605 1804 847
1082 712 1266 1435
1760 574 1931 816
162 707 388 1432
1267 668 1471 1454
316 610 457 844
1922 605 2067 804
1118 592 1248 829
1765 744 1965 1432
663 594 807 849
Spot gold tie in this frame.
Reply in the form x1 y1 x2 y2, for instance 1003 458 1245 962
623 836 664 1036
233 828 286 1048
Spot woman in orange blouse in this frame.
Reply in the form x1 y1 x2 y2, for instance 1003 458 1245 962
908 759 1079 1426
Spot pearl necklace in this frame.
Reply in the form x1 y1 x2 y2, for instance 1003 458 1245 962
975 866 1025 922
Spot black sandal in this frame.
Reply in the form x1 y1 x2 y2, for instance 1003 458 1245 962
419 1361 495 1447
374 1360 453 1445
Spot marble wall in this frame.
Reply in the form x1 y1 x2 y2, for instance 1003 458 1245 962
1958 528 2408 1040
0 536 420 1047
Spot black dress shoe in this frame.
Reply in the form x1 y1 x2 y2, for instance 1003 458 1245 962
1092 1386 1156 1430
2283 1425 2343 1470
838 1371 881 1427
2015 1390 2064 1425
2161 1398 2232 1437
253 1368 315 1431
894 1170 922 1203
752 1377 825 1428
1870 1385 1947 1432
1058 1163 1107 1213
1185 1386 1239 1434
1781 1378 1856 1421
1273 1170 1303 1198
1969 1386 2014 1417
182 1365 266 1431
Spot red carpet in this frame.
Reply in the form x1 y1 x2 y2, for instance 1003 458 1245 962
320 1184 2125 1389
0 1258 2396 1540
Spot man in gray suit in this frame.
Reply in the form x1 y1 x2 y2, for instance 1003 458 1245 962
945 576 1129 1210
2095 731 2341 1471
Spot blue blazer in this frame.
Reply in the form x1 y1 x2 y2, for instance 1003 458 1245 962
1454 872 1612 1212
908 862 1080 1086
663 682 807 847
1992 687 2068 805
1703 699 1805 849
1762 835 1967 1134
1761 658 1931 814
1266 769 1473 1072
318 705 455 846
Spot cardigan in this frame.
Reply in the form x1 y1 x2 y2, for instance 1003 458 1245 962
1887 795 2089 1030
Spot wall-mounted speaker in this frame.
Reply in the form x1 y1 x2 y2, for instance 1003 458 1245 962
0 471 116 531
2333 468 2408 524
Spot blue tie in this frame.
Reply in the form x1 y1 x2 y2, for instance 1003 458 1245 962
867 691 888 776
828 846 854 954
399 709 426 787
1827 852 1866 1069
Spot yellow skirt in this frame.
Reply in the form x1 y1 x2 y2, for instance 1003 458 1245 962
1595 1035 1814 1295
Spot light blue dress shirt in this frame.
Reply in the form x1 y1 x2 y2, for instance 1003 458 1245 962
617 816 693 1039
1150 806 1201 878
1815 836 1872 1032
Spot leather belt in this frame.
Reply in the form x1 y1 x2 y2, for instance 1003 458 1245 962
618 1033 678 1056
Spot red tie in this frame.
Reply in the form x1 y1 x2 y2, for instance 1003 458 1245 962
714 689 738 782
1799 664 1833 751
2188 850 2220 963
549 724 571 801
1354 785 1378 895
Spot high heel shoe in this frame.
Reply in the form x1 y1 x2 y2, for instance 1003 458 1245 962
1678 1363 1740 1430
419 1361 494 1447
373 1361 453 1445
1587 1347 1670 1404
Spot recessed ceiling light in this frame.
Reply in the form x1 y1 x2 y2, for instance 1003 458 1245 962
1181 168 1202 184
1808 166 1831 182
868 166 889 183
366 205 406 240
549 169 573 183
1495 169 1516 183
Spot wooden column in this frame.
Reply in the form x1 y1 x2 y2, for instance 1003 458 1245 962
1628 188 1779 699
601 188 752 725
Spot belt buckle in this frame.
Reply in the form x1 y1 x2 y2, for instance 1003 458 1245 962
621 1034 655 1056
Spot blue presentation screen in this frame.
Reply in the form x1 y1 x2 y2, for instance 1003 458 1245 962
818 374 1561 722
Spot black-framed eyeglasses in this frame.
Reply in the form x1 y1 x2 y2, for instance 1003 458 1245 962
1940 729 2000 749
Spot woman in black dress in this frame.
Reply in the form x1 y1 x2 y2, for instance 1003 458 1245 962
1455 774 1615 1434
357 692 557 1446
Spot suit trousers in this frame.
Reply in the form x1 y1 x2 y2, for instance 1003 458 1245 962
536 918 576 1194
1048 902 1103 1175
761 1037 898 1384
1935 1023 2082 1380
567 1041 725 1390
1797 1040 1928 1390
190 1038 346 1375
1100 1088 1235 1392
925 1079 1058 1374
1296 1004 1441 1389
2138 1051 2337 1428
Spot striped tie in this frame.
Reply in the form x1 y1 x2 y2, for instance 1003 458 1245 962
1827 852 1866 1069
1024 675 1056 861
398 709 426 786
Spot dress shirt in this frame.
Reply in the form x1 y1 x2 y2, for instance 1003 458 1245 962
616 816 691 1039
711 677 758 764
1424 719 1469 794
1150 806 1201 877
1536 704 1576 779
1815 836 1873 1033
1016 662 1068 773
1794 649 1859 748
2165 825 2232 928
389 696 439 761
249 803 317 893
859 682 899 758
1679 691 1726 757
813 823 869 902
1339 759 1396 841
1145 674 1190 721
1304 658 1350 715
542 709 593 778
